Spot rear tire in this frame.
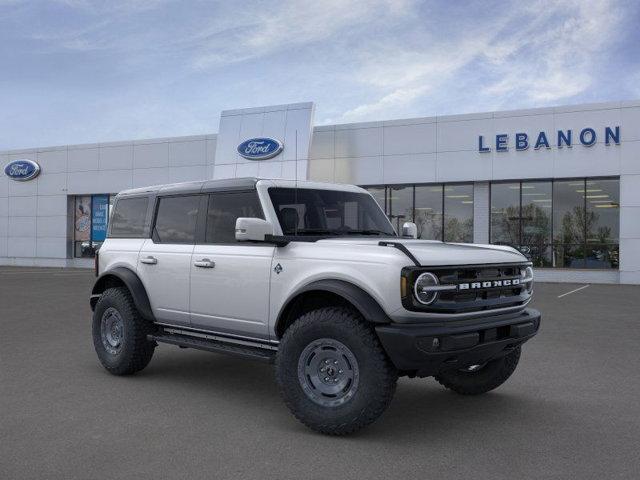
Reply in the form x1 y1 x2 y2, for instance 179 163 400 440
92 287 156 375
435 347 521 395
276 307 397 435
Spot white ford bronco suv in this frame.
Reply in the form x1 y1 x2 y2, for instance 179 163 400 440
91 178 540 435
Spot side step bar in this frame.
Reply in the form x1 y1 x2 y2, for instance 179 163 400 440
148 332 276 363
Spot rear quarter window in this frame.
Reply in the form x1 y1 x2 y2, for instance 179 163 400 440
109 197 149 238
153 195 201 244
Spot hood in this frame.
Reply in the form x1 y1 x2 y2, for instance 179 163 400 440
315 238 527 266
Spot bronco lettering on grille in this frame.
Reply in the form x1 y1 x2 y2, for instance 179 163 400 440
458 278 520 290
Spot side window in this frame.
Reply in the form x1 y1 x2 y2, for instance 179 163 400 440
109 197 149 238
205 191 263 243
153 195 200 244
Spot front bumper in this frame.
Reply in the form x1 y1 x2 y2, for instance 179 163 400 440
375 308 541 377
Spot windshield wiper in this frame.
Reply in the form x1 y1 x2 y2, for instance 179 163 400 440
340 229 393 236
286 228 394 237
288 229 335 236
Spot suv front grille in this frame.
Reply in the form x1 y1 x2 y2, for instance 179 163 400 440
402 263 532 314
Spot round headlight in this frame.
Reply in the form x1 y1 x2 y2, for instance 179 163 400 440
521 266 534 293
414 272 439 305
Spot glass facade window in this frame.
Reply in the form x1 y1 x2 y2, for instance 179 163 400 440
553 180 585 268
74 194 115 258
444 184 474 243
585 178 619 269
521 181 552 266
490 182 520 246
491 178 619 269
414 185 442 240
388 186 413 233
364 183 473 241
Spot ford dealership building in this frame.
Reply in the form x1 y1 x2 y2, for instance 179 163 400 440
1 100 639 284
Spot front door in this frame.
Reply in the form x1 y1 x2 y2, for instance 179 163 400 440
189 191 274 340
137 194 202 325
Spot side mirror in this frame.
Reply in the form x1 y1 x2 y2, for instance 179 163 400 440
402 222 418 239
235 217 273 242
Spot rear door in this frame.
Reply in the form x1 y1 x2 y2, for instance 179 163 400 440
189 191 274 339
137 194 203 326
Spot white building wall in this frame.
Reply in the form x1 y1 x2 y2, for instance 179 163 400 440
213 102 314 181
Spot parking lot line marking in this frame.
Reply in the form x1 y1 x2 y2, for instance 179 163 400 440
557 284 590 298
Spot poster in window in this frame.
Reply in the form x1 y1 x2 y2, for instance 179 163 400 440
91 195 109 242
75 196 91 241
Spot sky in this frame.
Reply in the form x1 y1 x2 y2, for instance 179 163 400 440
1 0 639 150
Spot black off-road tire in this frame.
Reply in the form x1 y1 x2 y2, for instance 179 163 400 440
435 347 521 395
275 307 398 435
92 287 156 375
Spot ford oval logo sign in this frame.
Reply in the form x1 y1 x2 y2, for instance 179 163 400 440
4 159 41 181
237 137 283 160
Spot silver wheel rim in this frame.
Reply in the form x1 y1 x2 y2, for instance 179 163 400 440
297 338 359 407
101 307 124 355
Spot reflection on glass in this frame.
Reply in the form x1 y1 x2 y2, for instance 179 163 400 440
444 184 473 243
585 244 619 269
490 183 520 246
414 185 442 240
521 181 552 266
585 179 619 245
553 180 586 268
553 180 586 245
365 187 386 214
389 186 413 233
553 244 585 268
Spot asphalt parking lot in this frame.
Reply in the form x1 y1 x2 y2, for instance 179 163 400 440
1 268 639 480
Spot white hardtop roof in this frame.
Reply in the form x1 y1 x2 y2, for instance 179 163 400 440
117 177 368 197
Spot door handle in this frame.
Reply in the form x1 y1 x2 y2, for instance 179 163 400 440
140 256 158 265
194 258 215 268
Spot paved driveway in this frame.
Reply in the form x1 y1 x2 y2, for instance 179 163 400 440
1 267 639 479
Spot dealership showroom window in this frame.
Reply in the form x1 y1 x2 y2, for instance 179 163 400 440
365 178 619 269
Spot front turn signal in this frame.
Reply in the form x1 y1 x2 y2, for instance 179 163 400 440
400 276 407 298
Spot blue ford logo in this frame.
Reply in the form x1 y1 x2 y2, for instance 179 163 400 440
4 159 41 181
237 137 283 160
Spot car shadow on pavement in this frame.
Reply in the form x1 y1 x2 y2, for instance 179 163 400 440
119 347 555 440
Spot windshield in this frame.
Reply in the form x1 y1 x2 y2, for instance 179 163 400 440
268 187 396 237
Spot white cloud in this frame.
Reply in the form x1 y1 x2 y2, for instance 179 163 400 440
191 0 413 69
339 85 429 121
334 0 625 122
482 0 621 104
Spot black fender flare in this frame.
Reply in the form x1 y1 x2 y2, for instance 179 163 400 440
90 267 154 321
277 279 391 333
